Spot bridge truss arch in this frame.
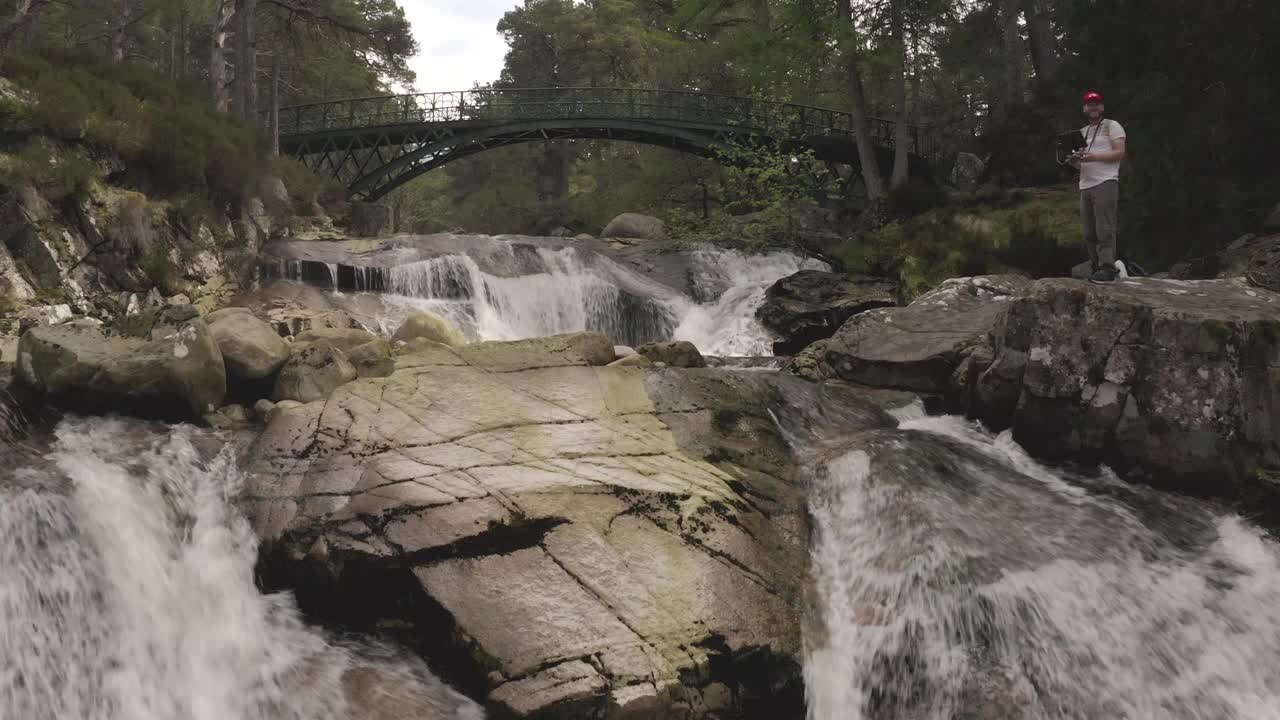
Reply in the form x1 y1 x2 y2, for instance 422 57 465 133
274 87 939 201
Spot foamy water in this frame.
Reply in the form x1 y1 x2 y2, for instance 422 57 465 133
0 418 482 720
805 411 1280 719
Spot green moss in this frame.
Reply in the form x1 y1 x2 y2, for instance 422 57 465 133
140 246 177 290
34 287 67 304
833 184 1083 300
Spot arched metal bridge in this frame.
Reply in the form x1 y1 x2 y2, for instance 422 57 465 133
274 87 939 201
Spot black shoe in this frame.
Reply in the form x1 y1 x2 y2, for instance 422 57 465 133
1089 267 1118 283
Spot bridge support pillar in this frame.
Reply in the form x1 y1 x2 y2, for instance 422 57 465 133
349 202 393 237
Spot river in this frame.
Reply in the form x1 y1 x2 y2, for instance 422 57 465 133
5 241 1280 719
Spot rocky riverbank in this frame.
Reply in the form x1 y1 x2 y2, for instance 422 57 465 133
7 211 1280 718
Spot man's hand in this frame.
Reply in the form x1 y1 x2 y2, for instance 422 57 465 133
1080 138 1127 163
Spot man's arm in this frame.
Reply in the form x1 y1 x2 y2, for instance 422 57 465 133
1081 137 1126 163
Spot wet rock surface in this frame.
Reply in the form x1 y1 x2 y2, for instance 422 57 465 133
970 277 1280 502
15 317 225 419
756 270 899 355
246 333 892 718
786 275 1029 393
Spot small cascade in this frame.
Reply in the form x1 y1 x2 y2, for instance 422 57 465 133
804 412 1280 719
0 417 483 720
259 238 824 356
382 247 683 345
674 249 827 356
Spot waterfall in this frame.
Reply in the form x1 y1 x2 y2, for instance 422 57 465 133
264 239 825 357
379 246 685 346
673 249 827 357
804 410 1280 719
0 418 483 720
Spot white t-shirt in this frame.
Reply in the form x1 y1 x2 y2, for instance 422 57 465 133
1078 119 1126 190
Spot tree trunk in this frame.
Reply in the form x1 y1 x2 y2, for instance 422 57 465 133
0 0 49 72
270 52 280 156
110 0 128 62
232 0 259 120
752 0 771 33
210 0 234 111
1023 0 1058 100
890 0 910 189
1000 0 1025 110
836 0 884 201
178 1 189 77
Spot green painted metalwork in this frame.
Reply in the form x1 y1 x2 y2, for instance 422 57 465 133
274 87 938 201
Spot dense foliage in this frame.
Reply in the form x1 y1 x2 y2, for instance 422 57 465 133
1 0 1276 272
389 0 1278 271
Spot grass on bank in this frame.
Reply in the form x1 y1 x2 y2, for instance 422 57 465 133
839 184 1083 299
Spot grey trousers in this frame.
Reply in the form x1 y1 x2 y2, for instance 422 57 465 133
1080 180 1119 269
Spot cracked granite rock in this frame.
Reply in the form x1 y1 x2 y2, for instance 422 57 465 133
971 277 1280 500
786 275 1029 394
246 331 892 718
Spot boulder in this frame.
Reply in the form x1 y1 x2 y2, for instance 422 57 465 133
607 353 653 368
1264 202 1280 233
17 304 73 333
265 305 357 338
949 152 987 190
295 327 380 353
636 340 706 368
346 339 395 378
1216 233 1268 277
787 275 1030 394
207 308 291 382
602 213 666 241
1244 235 1280 293
271 340 358 403
613 345 637 358
405 331 617 371
391 311 466 347
970 277 1280 501
246 335 895 719
16 318 226 418
756 270 899 355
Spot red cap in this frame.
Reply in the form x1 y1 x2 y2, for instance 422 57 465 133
1084 91 1104 104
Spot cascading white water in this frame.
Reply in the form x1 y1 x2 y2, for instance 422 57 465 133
805 408 1280 720
0 418 483 720
382 246 684 343
673 249 827 356
372 244 823 356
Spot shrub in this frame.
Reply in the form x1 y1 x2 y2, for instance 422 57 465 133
886 178 951 219
0 141 101 202
3 48 269 202
139 246 177 290
29 72 93 140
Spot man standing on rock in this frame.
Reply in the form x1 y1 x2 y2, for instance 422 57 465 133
1072 91 1127 283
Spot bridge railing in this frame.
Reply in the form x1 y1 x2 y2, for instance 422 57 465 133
277 87 937 159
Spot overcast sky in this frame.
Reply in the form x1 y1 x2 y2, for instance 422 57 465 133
402 1 516 92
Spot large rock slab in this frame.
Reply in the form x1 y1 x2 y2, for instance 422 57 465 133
971 277 1280 500
15 318 226 418
787 275 1029 394
757 270 899 355
247 336 892 718
207 307 290 382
